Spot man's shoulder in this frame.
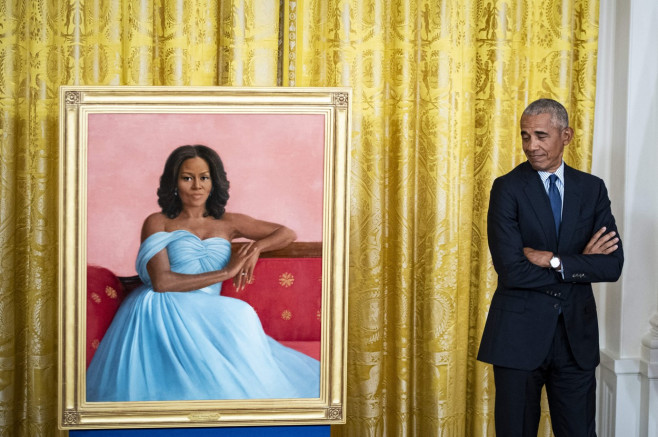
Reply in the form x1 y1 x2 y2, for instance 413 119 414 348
564 164 605 186
495 161 532 183
495 162 604 183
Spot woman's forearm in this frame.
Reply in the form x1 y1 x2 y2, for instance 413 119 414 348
252 226 297 253
150 268 233 293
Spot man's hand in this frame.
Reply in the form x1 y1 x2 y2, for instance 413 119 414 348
583 227 619 255
523 247 553 268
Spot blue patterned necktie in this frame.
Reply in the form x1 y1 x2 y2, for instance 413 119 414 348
548 174 561 234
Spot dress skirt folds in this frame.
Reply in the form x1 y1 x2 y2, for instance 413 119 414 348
86 230 320 401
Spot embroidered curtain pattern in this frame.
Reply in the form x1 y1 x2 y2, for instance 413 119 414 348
285 0 598 435
0 0 597 436
0 1 278 435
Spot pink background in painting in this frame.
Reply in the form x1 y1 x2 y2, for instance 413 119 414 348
87 112 325 276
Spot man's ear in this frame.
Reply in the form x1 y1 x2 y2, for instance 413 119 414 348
562 126 574 145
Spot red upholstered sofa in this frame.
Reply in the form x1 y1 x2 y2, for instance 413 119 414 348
86 243 322 368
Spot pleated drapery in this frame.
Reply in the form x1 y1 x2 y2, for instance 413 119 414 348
0 0 599 436
284 2 599 435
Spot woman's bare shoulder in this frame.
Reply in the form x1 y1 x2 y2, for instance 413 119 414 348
218 212 258 228
221 212 251 222
141 212 168 241
214 212 252 239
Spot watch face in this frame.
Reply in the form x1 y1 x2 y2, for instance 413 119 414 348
550 257 560 268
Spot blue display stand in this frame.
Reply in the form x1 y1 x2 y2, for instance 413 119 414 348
70 426 330 436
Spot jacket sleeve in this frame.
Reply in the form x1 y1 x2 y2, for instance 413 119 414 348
487 178 561 290
559 180 624 283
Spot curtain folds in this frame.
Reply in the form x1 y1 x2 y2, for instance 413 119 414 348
285 0 599 435
0 0 598 435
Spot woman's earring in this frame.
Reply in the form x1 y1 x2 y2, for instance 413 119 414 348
174 188 178 196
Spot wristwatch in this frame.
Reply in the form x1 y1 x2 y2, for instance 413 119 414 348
549 255 562 270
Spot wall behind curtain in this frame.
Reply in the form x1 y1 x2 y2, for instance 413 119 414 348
0 0 598 436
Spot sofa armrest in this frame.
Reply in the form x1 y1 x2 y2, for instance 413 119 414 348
86 265 129 367
221 256 322 342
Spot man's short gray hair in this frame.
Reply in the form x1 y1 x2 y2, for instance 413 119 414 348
522 98 569 130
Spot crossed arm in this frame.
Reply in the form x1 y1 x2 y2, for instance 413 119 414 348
524 227 620 268
144 213 296 293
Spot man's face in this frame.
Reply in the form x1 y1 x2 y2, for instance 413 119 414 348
520 113 573 173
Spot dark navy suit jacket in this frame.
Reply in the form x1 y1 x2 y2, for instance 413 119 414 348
477 161 623 371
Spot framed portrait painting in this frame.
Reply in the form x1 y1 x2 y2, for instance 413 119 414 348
58 86 351 429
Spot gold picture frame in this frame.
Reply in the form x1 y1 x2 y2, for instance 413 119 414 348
58 86 350 429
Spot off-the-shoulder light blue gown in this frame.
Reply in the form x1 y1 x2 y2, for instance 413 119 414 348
86 230 320 402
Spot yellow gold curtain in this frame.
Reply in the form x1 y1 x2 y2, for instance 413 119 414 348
285 0 598 435
0 1 279 435
0 0 598 435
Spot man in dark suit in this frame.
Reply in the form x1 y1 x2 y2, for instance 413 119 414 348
477 98 624 437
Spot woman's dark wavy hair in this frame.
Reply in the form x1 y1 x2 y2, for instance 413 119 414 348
157 145 230 219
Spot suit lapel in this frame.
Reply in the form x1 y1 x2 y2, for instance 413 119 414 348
521 163 558 246
558 165 582 250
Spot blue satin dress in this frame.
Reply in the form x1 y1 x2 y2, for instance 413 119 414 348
86 230 320 401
